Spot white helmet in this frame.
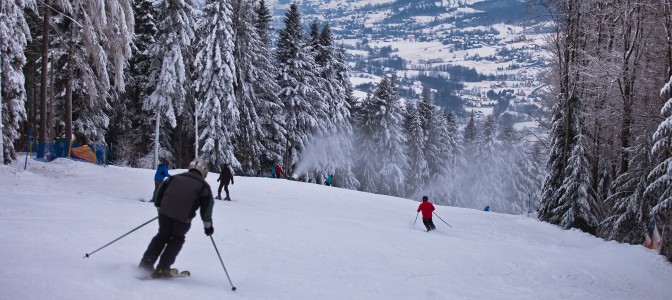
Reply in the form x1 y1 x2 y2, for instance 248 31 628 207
188 158 209 179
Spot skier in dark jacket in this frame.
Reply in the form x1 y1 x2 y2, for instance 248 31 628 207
216 163 234 200
417 196 436 232
139 158 215 278
151 160 170 202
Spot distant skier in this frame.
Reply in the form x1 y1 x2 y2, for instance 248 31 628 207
138 158 215 278
275 164 283 179
483 206 490 212
151 160 170 202
216 163 234 200
325 174 333 186
417 196 436 232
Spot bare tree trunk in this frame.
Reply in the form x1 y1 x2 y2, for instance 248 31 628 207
1 47 4 164
64 39 74 149
38 0 50 158
617 1 643 175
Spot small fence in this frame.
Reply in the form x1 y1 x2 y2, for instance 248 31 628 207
24 137 110 168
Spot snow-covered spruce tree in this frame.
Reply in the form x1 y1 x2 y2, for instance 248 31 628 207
463 110 477 152
231 0 286 175
275 2 327 175
647 75 672 258
253 0 272 47
601 138 655 243
118 0 159 166
538 94 572 223
298 22 358 187
498 124 537 214
419 86 449 183
54 0 134 144
353 93 378 193
329 44 359 189
250 0 286 175
355 76 408 197
193 0 237 169
440 110 466 206
143 0 196 168
404 102 428 196
1 0 35 164
555 129 600 234
470 115 506 211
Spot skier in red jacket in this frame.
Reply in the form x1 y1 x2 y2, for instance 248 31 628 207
417 196 436 232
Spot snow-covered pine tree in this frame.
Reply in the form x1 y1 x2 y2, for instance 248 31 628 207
353 93 379 193
143 0 197 168
119 0 159 166
193 0 238 169
555 129 600 234
419 86 449 183
539 94 572 223
470 115 506 211
299 22 358 187
332 44 359 189
440 110 466 206
601 137 654 243
646 75 672 257
40 0 132 146
357 76 408 197
251 0 286 175
0 0 35 164
230 0 275 174
253 0 272 47
463 110 477 150
275 2 327 175
404 102 428 196
498 124 533 214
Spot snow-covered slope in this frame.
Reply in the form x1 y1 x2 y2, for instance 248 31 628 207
1 159 671 299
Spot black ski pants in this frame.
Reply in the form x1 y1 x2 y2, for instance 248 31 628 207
217 181 229 198
422 218 436 231
141 214 191 271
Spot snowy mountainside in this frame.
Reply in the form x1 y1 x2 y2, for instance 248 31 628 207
1 159 670 299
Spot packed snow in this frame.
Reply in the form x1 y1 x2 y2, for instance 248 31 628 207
1 158 671 300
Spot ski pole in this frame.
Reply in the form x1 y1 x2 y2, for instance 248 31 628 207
210 236 237 291
83 216 158 258
413 212 419 228
433 212 453 228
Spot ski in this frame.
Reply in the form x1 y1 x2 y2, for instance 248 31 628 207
137 268 190 280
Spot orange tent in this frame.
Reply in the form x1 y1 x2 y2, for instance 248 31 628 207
71 145 97 163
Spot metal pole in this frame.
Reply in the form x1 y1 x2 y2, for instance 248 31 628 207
413 212 419 229
24 128 32 170
433 212 453 228
84 216 158 258
210 236 237 291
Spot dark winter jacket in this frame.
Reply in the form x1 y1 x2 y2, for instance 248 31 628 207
154 164 170 182
218 165 234 184
417 201 435 218
154 170 214 224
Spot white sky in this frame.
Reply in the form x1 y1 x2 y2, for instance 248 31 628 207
1 159 671 299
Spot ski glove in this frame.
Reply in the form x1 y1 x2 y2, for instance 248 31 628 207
231 181 234 185
204 222 214 236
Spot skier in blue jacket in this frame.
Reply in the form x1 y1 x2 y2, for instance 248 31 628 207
151 160 170 202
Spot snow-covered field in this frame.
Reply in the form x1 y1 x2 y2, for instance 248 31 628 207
1 159 671 300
